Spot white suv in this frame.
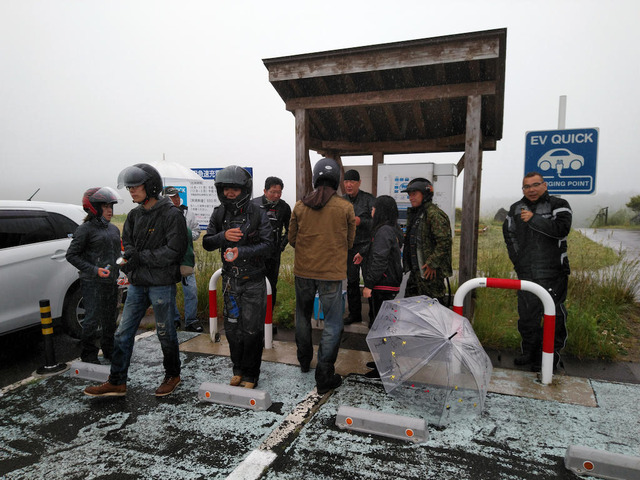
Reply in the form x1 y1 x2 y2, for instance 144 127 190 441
0 200 87 337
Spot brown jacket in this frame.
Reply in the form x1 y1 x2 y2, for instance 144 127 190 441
289 191 355 281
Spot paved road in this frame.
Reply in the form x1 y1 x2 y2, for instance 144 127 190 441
1 332 639 479
578 228 640 301
577 228 640 257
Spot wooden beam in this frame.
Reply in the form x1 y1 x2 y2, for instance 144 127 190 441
459 95 483 318
285 81 496 111
313 136 496 155
295 109 312 201
265 36 501 82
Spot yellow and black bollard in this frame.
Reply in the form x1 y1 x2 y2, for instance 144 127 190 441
35 299 68 376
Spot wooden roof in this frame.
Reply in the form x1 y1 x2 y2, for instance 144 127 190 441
263 28 506 157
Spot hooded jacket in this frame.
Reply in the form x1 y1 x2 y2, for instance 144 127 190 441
503 191 572 279
288 187 355 281
363 224 404 292
121 196 188 286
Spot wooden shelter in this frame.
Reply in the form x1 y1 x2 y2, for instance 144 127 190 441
263 29 507 312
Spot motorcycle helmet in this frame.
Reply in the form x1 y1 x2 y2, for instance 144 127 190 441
401 177 434 203
312 158 340 190
117 163 163 203
214 165 253 212
82 186 123 217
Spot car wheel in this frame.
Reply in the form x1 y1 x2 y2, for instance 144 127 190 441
538 160 551 171
62 287 85 339
570 159 582 170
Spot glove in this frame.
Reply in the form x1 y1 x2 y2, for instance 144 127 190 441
121 249 140 273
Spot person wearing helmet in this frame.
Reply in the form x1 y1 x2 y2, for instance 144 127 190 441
162 186 203 333
341 169 375 326
84 163 188 398
288 158 356 394
402 177 453 303
251 176 291 311
202 166 272 389
66 187 123 364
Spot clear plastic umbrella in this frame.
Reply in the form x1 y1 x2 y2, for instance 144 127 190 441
366 296 493 426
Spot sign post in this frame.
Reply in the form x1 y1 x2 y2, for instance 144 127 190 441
524 127 599 195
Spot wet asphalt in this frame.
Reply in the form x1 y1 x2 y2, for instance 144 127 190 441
1 227 639 479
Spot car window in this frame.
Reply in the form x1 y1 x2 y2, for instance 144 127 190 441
47 212 80 239
0 210 73 248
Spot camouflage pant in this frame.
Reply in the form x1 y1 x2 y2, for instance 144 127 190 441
404 271 446 301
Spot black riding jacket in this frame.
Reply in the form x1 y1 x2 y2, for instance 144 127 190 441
251 195 291 254
503 191 572 279
203 201 272 279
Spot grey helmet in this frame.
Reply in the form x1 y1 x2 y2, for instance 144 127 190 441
117 163 163 203
215 165 253 212
401 177 434 203
312 158 340 190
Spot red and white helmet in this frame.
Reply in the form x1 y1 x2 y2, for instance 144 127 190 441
82 186 122 216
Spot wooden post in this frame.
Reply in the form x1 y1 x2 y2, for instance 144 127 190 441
372 152 383 196
295 109 311 201
459 95 483 318
334 153 344 196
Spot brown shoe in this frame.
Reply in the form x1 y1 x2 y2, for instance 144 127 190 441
84 381 126 397
230 375 243 386
239 380 257 389
155 376 181 397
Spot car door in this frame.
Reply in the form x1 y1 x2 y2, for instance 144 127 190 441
0 210 79 334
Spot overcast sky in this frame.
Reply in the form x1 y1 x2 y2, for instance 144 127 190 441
1 0 638 222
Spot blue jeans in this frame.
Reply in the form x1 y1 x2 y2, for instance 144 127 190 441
110 284 180 385
294 277 343 384
173 273 198 327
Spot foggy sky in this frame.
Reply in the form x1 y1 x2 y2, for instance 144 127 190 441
1 0 639 224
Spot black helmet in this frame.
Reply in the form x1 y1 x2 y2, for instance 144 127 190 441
401 177 434 203
214 165 252 212
82 186 122 217
116 163 163 202
162 186 180 197
312 158 340 190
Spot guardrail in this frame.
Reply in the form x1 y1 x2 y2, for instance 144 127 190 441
208 269 273 348
453 277 556 385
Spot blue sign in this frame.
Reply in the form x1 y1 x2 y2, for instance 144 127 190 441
191 167 253 181
524 128 599 194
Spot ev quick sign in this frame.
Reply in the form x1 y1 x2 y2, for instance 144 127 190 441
524 128 599 194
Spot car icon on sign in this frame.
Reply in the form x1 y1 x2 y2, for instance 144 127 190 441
537 148 584 175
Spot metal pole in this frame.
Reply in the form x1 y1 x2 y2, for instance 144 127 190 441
208 268 273 348
558 95 567 129
453 277 556 385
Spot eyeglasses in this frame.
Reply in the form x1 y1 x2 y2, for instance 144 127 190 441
522 182 544 191
126 185 143 191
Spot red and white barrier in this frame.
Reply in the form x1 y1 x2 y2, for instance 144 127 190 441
208 268 273 348
453 277 556 385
